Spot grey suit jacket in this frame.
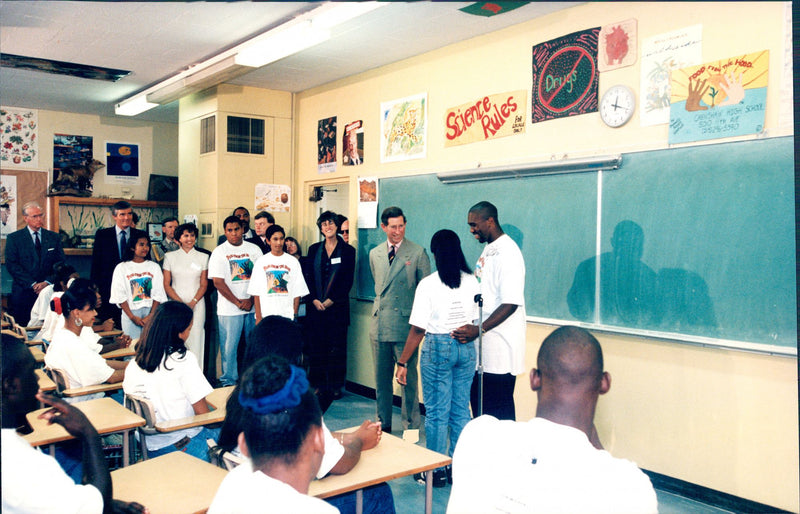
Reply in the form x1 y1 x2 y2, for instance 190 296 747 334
368 238 430 342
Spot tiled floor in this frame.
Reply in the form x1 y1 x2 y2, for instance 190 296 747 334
323 391 733 514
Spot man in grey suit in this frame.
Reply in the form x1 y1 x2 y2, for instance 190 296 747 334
369 206 430 433
5 201 65 326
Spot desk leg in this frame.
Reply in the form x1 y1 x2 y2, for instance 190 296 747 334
49 443 56 457
355 489 363 514
425 471 433 514
122 430 130 467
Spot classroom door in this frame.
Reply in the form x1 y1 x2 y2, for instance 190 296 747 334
315 182 349 242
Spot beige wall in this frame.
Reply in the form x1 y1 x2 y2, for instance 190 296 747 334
179 85 293 250
293 2 797 510
5 108 178 200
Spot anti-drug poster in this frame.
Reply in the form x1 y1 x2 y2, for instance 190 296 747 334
668 50 768 144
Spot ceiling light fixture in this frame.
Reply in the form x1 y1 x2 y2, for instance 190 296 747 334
115 1 385 116
436 155 623 184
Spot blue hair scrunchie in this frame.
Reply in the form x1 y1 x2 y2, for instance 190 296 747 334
239 365 309 415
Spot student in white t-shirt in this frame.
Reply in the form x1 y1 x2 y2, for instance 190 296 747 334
28 262 77 328
396 229 479 487
209 355 338 514
248 224 309 322
208 215 263 386
110 234 167 339
123 301 217 461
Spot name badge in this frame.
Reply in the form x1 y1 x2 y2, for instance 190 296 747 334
190 262 202 271
331 257 342 265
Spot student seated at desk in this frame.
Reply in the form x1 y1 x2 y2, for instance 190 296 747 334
446 326 657 514
1 335 146 514
28 262 78 328
45 279 128 402
209 355 338 513
122 301 218 461
216 316 395 514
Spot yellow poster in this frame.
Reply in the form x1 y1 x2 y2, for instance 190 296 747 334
444 90 526 147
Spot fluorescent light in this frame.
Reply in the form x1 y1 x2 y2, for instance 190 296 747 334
436 155 623 184
235 21 330 68
311 1 384 30
115 94 158 116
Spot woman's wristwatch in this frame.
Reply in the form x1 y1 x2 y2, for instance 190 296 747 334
396 361 408 368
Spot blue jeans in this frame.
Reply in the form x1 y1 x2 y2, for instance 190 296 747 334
146 427 220 462
217 313 254 386
121 305 151 340
325 483 395 514
420 333 475 460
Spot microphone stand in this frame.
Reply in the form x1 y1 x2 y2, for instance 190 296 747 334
474 293 484 417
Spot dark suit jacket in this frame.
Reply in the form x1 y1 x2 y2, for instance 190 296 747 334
90 226 146 308
5 227 65 324
368 238 430 342
245 235 268 254
303 237 356 321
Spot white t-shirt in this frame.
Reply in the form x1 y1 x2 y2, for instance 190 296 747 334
36 298 102 352
109 260 168 310
447 416 658 514
475 234 526 375
247 252 309 319
208 462 339 514
45 328 114 390
28 283 55 326
2 429 104 513
409 271 479 334
122 350 213 451
208 240 262 316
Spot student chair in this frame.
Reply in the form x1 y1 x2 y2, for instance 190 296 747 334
123 394 159 462
206 439 244 471
44 366 122 400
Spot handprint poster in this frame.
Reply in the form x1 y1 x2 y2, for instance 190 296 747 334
668 50 768 144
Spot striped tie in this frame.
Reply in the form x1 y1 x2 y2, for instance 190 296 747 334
388 245 396 265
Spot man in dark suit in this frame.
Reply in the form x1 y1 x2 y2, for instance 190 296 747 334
90 200 145 326
245 210 274 253
369 206 430 433
5 201 66 326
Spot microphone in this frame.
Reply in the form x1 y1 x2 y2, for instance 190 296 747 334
474 294 483 306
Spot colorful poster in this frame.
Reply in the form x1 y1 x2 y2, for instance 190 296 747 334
598 19 637 72
1 174 17 238
357 176 378 229
343 120 363 166
640 25 702 126
444 90 526 147
255 183 291 213
317 116 337 174
105 142 140 185
668 51 769 144
1 107 38 168
531 28 600 124
380 93 427 163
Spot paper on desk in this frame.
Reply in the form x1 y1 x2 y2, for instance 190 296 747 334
402 429 419 444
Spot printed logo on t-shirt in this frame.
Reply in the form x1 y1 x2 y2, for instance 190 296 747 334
264 269 289 294
475 256 484 282
227 255 254 282
127 273 153 302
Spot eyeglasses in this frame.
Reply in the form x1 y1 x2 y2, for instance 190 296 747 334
340 230 349 234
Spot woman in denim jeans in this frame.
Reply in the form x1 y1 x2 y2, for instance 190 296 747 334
395 229 479 487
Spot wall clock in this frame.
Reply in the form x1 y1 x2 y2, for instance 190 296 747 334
599 85 635 127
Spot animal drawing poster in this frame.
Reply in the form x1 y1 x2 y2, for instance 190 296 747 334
531 28 600 123
0 174 18 238
380 93 427 163
640 25 702 126
668 51 769 144
106 142 140 185
318 116 337 174
1 107 38 168
598 19 637 72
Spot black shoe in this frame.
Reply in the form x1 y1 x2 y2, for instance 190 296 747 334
413 469 447 488
445 464 452 484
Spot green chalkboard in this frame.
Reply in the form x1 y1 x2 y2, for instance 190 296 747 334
356 136 796 352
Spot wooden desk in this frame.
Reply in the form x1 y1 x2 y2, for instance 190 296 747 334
23 397 145 466
154 386 233 433
111 451 227 514
310 430 451 514
102 346 136 360
29 346 44 364
97 329 123 338
35 369 56 392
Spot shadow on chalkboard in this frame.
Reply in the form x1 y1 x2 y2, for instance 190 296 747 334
567 220 716 333
502 224 524 251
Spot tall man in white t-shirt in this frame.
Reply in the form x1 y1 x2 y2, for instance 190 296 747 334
452 201 525 420
208 215 263 386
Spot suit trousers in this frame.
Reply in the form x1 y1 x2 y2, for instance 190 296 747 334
372 339 420 431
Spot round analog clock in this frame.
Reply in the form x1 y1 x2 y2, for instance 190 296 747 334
599 85 635 128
